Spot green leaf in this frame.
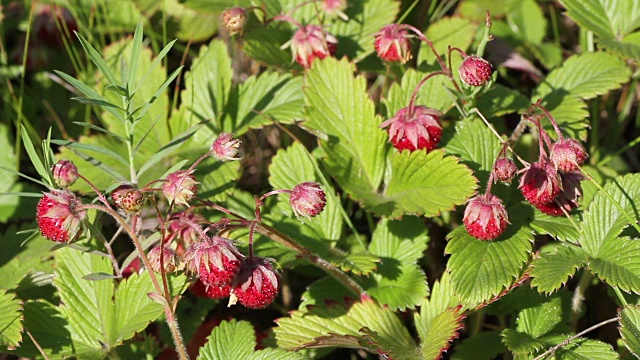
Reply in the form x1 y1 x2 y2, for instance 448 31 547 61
418 307 465 360
0 224 55 290
501 329 545 355
368 150 477 218
530 244 588 294
273 295 417 355
529 209 581 243
418 17 478 65
226 72 303 135
302 57 387 203
415 272 461 338
619 305 640 358
330 252 380 276
54 70 125 122
5 300 74 358
446 205 533 307
196 160 241 202
384 67 456 118
180 39 233 141
560 0 640 39
71 97 123 110
113 273 187 345
507 0 547 45
198 319 255 359
0 289 22 349
534 52 631 100
137 125 200 178
51 139 130 167
539 94 589 141
599 32 640 61
243 22 295 70
516 296 563 338
452 331 506 360
581 174 640 293
360 218 429 310
128 21 143 92
546 335 618 359
476 85 531 118
20 126 50 186
76 33 120 87
299 276 356 310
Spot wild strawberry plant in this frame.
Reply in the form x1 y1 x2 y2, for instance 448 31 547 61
1 0 640 359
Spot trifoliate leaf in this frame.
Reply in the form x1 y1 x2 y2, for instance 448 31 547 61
446 205 533 307
224 72 304 134
516 296 563 338
619 305 640 358
530 244 588 294
560 0 640 39
302 57 387 203
582 174 640 293
273 295 417 356
452 331 506 360
417 17 478 65
180 39 232 141
369 150 477 218
198 319 255 359
0 289 22 349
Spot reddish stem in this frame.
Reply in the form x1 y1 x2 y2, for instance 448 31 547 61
532 100 565 140
408 70 448 114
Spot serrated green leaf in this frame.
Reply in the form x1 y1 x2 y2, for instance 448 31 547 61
303 57 387 203
529 209 581 243
415 272 461 340
0 224 55 290
452 330 506 360
269 142 343 243
530 244 588 294
384 66 455 119
446 205 533 307
180 39 233 142
198 319 254 359
54 247 113 355
113 273 187 345
368 150 477 218
273 295 416 355
243 22 295 70
531 42 564 69
369 218 429 264
419 307 465 360
5 300 75 358
534 52 631 100
599 33 640 61
507 0 547 45
582 174 640 293
547 335 618 360
0 289 22 349
476 85 531 118
226 72 303 134
299 276 355 309
418 16 478 65
540 95 589 141
331 253 380 276
560 0 640 39
619 305 640 358
517 296 563 338
501 329 545 355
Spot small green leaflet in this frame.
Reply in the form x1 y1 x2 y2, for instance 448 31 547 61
619 305 640 358
0 289 22 349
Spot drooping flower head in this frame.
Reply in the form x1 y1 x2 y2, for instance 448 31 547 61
221 7 247 35
374 24 412 64
493 157 518 183
289 182 327 218
184 236 244 287
211 132 241 162
458 55 493 86
230 257 280 309
163 170 199 207
519 157 562 206
533 171 584 216
52 160 78 188
550 138 587 172
111 184 144 213
380 105 443 152
463 193 509 241
37 190 86 242
289 25 338 68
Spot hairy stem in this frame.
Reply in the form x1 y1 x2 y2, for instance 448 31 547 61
533 317 619 360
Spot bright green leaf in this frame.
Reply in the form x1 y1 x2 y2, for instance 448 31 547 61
418 307 465 360
501 329 545 355
198 319 254 359
516 296 563 338
529 209 581 243
0 289 22 349
560 0 640 38
418 17 478 65
507 0 547 45
599 32 640 61
476 85 530 118
530 244 588 294
619 305 640 358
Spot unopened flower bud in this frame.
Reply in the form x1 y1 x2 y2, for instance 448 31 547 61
493 158 517 183
163 170 198 207
221 7 247 35
289 182 327 218
550 138 587 172
459 55 493 86
289 25 337 69
211 132 241 161
111 184 144 213
52 160 78 187
147 245 178 273
374 24 412 64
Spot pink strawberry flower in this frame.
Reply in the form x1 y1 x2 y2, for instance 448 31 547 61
463 193 509 241
380 105 443 152
374 24 412 64
211 132 241 162
37 190 86 242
